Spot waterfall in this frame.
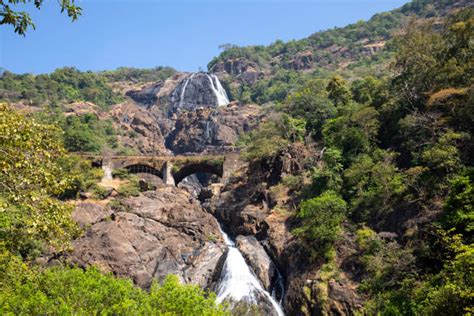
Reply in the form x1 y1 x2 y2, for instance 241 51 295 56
102 162 113 181
204 121 211 141
179 73 195 108
216 226 285 316
177 72 229 108
206 74 229 106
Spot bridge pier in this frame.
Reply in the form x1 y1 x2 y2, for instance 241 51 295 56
162 161 175 186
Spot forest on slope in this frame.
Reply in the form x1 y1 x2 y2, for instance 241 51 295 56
0 0 473 314
238 6 473 314
210 0 471 105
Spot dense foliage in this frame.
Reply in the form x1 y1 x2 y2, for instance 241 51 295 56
0 66 176 110
0 67 122 109
100 66 176 83
0 105 226 315
1 261 227 315
243 8 473 314
210 0 466 105
0 104 78 257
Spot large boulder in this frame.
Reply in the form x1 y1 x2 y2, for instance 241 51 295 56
72 202 112 226
69 187 225 289
235 235 277 290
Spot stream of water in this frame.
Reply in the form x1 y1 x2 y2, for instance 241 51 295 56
178 72 229 107
102 163 113 181
216 225 285 316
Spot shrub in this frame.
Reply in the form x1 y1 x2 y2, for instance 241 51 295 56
112 168 131 179
92 185 111 200
293 191 347 254
117 177 141 197
0 251 228 316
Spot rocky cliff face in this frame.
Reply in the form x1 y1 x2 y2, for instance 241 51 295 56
105 71 261 155
168 72 229 115
206 144 363 315
126 72 229 117
110 101 171 155
69 187 226 290
166 103 262 154
210 58 264 85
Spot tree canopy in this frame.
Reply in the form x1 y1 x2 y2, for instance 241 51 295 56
0 0 81 35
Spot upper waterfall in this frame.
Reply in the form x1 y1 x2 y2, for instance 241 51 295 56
168 72 230 115
206 73 229 106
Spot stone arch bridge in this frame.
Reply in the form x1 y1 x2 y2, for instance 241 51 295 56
83 154 241 186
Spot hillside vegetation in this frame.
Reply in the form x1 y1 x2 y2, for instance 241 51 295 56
0 0 472 314
210 0 472 104
0 66 176 109
241 7 473 314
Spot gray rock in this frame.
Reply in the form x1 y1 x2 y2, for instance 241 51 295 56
236 235 277 290
72 202 112 226
69 187 225 289
168 72 227 116
165 104 261 154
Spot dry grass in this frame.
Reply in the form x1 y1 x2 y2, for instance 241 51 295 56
427 87 467 107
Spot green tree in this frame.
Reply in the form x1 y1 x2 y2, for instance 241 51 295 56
0 263 228 315
326 76 351 107
322 104 380 163
392 9 474 107
439 171 474 241
310 147 344 196
241 122 288 161
294 191 347 254
351 76 387 107
344 150 406 222
0 104 78 257
0 0 81 35
285 79 335 136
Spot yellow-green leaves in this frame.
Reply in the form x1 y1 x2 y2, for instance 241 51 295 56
0 104 77 257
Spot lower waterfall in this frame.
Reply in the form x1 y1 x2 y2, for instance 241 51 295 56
216 225 285 316
102 163 113 180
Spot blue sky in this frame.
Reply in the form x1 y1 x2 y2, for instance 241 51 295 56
0 0 408 74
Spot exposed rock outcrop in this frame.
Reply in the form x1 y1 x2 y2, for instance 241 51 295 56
284 50 313 71
126 72 230 117
166 103 262 154
125 72 189 110
213 143 309 237
168 72 229 115
210 57 265 85
69 187 225 289
72 202 112 226
125 81 164 106
109 102 170 155
236 235 277 290
64 101 110 120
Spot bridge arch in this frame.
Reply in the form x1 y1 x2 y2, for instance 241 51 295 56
173 161 223 185
124 163 163 178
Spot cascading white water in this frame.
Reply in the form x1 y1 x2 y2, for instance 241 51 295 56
206 74 230 106
204 121 211 141
179 73 195 108
178 72 229 108
102 163 113 181
216 226 285 316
